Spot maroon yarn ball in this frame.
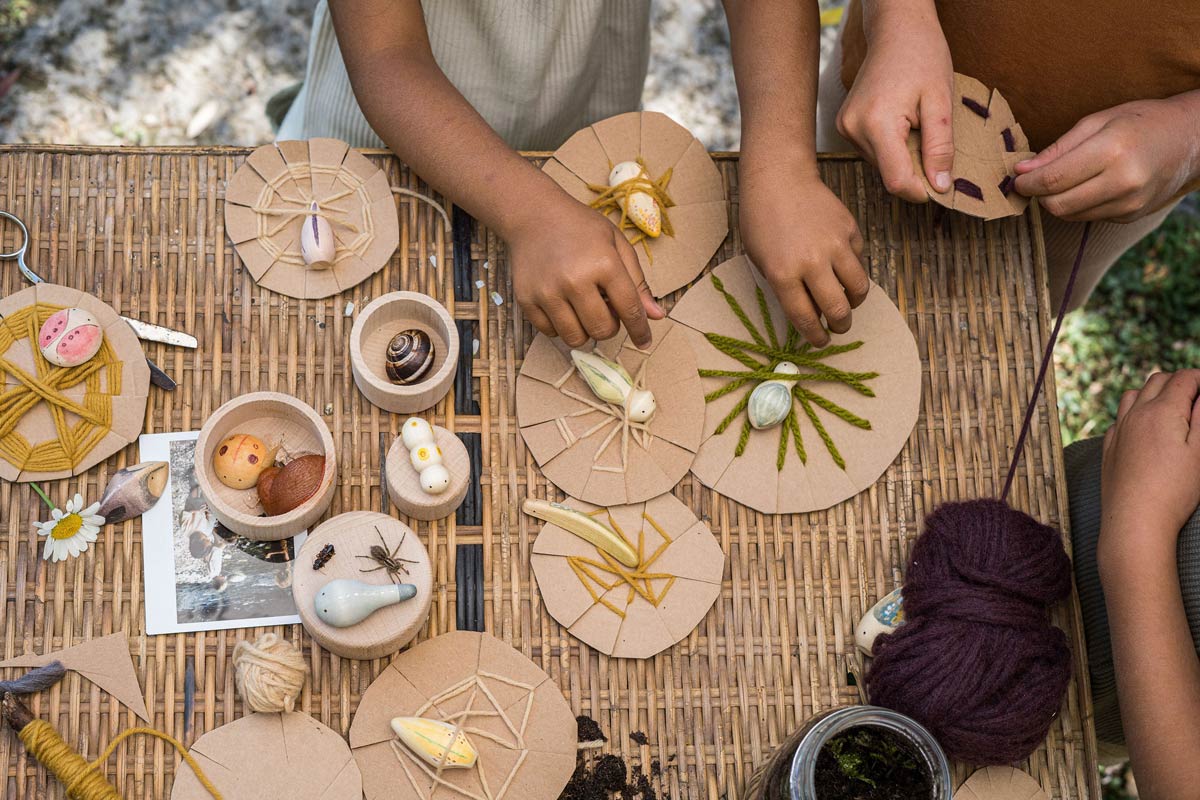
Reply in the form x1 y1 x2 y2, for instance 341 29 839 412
865 499 1073 765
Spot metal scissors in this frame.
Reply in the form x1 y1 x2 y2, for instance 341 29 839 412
0 210 196 389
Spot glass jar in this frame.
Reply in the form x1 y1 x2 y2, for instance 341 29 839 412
787 706 953 800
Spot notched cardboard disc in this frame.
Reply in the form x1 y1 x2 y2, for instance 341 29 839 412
349 631 576 800
544 111 728 297
906 73 1035 219
171 712 363 800
515 317 704 506
0 283 149 483
224 138 401 299
669 256 921 514
529 493 723 659
955 767 1049 800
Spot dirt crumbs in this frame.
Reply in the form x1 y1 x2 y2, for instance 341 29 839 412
813 726 931 800
629 731 649 746
563 754 658 800
577 715 608 745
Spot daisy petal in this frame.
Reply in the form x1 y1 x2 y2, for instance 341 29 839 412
81 502 101 517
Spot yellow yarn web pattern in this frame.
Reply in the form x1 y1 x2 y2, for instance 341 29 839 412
0 303 122 474
567 510 676 619
586 158 676 262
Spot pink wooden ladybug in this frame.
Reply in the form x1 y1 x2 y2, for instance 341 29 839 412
38 307 104 367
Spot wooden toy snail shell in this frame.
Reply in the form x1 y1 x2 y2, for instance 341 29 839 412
0 283 149 483
529 493 724 658
351 292 459 414
348 631 577 800
542 111 728 298
668 256 922 514
515 317 703 506
171 712 363 800
224 138 400 299
385 420 470 521
194 392 337 540
292 511 432 660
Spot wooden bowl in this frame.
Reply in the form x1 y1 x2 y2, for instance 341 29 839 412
350 292 458 413
385 424 470 521
194 392 337 541
292 511 432 660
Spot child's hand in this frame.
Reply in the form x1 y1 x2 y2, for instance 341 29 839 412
836 3 955 201
1102 371 1200 563
508 194 664 349
738 157 869 346
1014 94 1200 223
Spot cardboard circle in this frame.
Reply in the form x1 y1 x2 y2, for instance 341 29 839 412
350 292 459 414
955 767 1049 800
224 138 400 299
194 392 337 541
385 425 470 521
543 111 728 298
905 73 1035 220
349 631 576 800
292 511 432 660
0 283 149 483
171 711 363 800
669 256 922 514
514 317 704 506
529 493 723 658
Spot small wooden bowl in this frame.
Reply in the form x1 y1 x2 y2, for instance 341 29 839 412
292 511 432 660
195 392 337 541
385 425 470 521
350 292 459 413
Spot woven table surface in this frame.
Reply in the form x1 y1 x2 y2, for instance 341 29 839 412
0 145 1098 799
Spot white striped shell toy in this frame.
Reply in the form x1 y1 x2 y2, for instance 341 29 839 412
390 717 478 769
385 329 435 385
570 349 656 423
608 161 662 238
747 362 799 430
299 201 335 269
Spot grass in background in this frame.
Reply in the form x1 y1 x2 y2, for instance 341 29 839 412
1057 200 1200 445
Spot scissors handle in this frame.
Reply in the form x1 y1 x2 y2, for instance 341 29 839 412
0 210 42 285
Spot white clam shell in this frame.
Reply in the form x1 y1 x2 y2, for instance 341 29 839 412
748 381 793 430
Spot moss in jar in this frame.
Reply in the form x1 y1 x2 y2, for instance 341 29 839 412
814 726 931 800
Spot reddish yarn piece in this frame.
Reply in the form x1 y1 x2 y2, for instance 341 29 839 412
865 499 1073 764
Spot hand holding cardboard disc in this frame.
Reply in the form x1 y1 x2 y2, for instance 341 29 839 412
530 492 723 658
349 631 576 800
669 256 921 514
225 138 400 299
543 111 728 297
171 712 363 800
906 73 1035 219
515 317 704 506
0 283 149 483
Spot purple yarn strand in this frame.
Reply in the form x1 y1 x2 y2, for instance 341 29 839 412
1001 221 1092 501
0 660 67 694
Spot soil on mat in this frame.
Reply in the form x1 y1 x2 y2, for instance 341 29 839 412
813 726 931 800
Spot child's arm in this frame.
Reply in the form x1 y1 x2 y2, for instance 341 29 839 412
1101 371 1200 799
724 0 870 347
328 0 661 348
835 0 955 201
1013 91 1200 223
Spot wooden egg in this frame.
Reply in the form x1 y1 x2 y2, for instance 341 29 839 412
257 454 326 516
38 307 104 367
385 329 435 385
213 433 276 490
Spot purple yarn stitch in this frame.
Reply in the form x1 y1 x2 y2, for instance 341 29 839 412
866 500 1072 765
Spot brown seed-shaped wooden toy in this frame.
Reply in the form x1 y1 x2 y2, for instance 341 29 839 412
213 433 277 490
385 329 435 385
257 454 326 516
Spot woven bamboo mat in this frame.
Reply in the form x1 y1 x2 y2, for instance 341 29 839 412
0 145 1098 800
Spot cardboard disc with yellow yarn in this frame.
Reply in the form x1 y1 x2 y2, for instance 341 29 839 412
0 283 149 483
224 138 401 299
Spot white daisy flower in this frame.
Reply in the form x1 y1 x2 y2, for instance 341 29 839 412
33 493 105 562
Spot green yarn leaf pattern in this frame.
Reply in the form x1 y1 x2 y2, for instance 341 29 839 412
700 273 878 471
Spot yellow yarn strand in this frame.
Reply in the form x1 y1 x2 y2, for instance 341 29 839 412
0 304 121 474
19 720 222 800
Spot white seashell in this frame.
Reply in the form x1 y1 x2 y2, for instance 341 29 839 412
391 717 477 769
747 362 799 430
401 417 436 450
314 579 416 627
607 161 661 238
300 201 335 269
419 463 451 495
409 442 443 471
855 587 905 655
